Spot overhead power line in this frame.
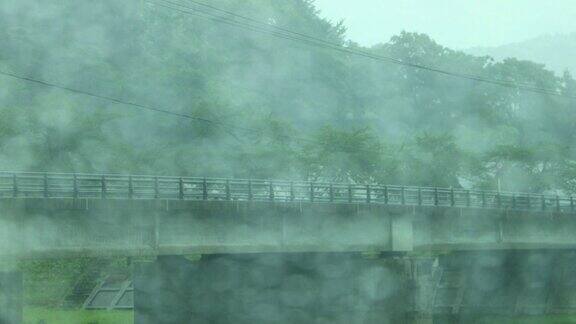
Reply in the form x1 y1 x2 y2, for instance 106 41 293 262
0 69 255 133
150 0 576 100
2 69 351 145
0 69 393 155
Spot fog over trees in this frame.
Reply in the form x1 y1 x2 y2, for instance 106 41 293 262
1 0 575 192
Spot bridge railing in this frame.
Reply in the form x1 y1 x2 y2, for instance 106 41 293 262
0 171 574 213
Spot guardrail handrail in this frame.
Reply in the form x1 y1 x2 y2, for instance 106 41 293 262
0 171 573 213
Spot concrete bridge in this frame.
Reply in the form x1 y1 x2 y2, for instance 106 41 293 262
1 171 575 257
1 171 576 323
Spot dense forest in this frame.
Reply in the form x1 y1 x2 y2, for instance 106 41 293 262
1 0 575 194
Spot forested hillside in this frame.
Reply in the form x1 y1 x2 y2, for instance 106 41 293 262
1 0 575 194
467 33 576 76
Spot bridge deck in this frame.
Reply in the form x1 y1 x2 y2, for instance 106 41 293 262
1 172 576 259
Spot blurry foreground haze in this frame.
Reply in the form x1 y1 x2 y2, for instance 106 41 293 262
1 0 576 323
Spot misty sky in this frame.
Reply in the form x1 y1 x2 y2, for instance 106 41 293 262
313 0 576 49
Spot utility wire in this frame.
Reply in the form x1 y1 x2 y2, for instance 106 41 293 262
0 69 390 155
161 0 343 47
0 69 342 146
151 0 576 100
0 69 256 134
151 2 353 53
157 0 567 95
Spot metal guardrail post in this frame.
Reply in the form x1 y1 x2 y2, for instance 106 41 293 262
202 178 208 200
289 182 294 202
401 186 405 205
310 183 314 202
434 187 438 206
366 185 371 204
329 184 334 203
12 173 18 198
43 173 49 198
269 182 274 201
128 176 134 199
248 180 253 201
101 176 106 199
450 187 455 207
541 195 546 211
154 177 159 199
178 178 184 200
202 178 209 200
226 180 231 201
496 192 501 208
466 190 471 207
384 186 388 205
73 174 79 199
348 184 353 203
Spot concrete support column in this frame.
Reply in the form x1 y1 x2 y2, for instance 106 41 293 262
134 253 412 324
403 257 438 324
406 251 571 322
133 256 195 324
406 314 433 324
391 216 414 252
0 271 22 324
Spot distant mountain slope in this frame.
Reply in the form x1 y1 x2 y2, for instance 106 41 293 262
466 33 576 76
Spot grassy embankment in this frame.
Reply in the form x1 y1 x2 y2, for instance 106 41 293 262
25 308 132 324
23 309 576 324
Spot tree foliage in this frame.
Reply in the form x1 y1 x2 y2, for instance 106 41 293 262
1 0 575 194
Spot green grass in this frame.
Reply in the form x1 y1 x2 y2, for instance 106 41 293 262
24 308 576 324
429 315 576 324
475 316 576 324
24 308 133 324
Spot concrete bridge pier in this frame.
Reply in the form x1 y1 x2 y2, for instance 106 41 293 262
134 253 411 324
405 250 576 323
0 270 22 324
404 257 436 324
134 256 197 324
